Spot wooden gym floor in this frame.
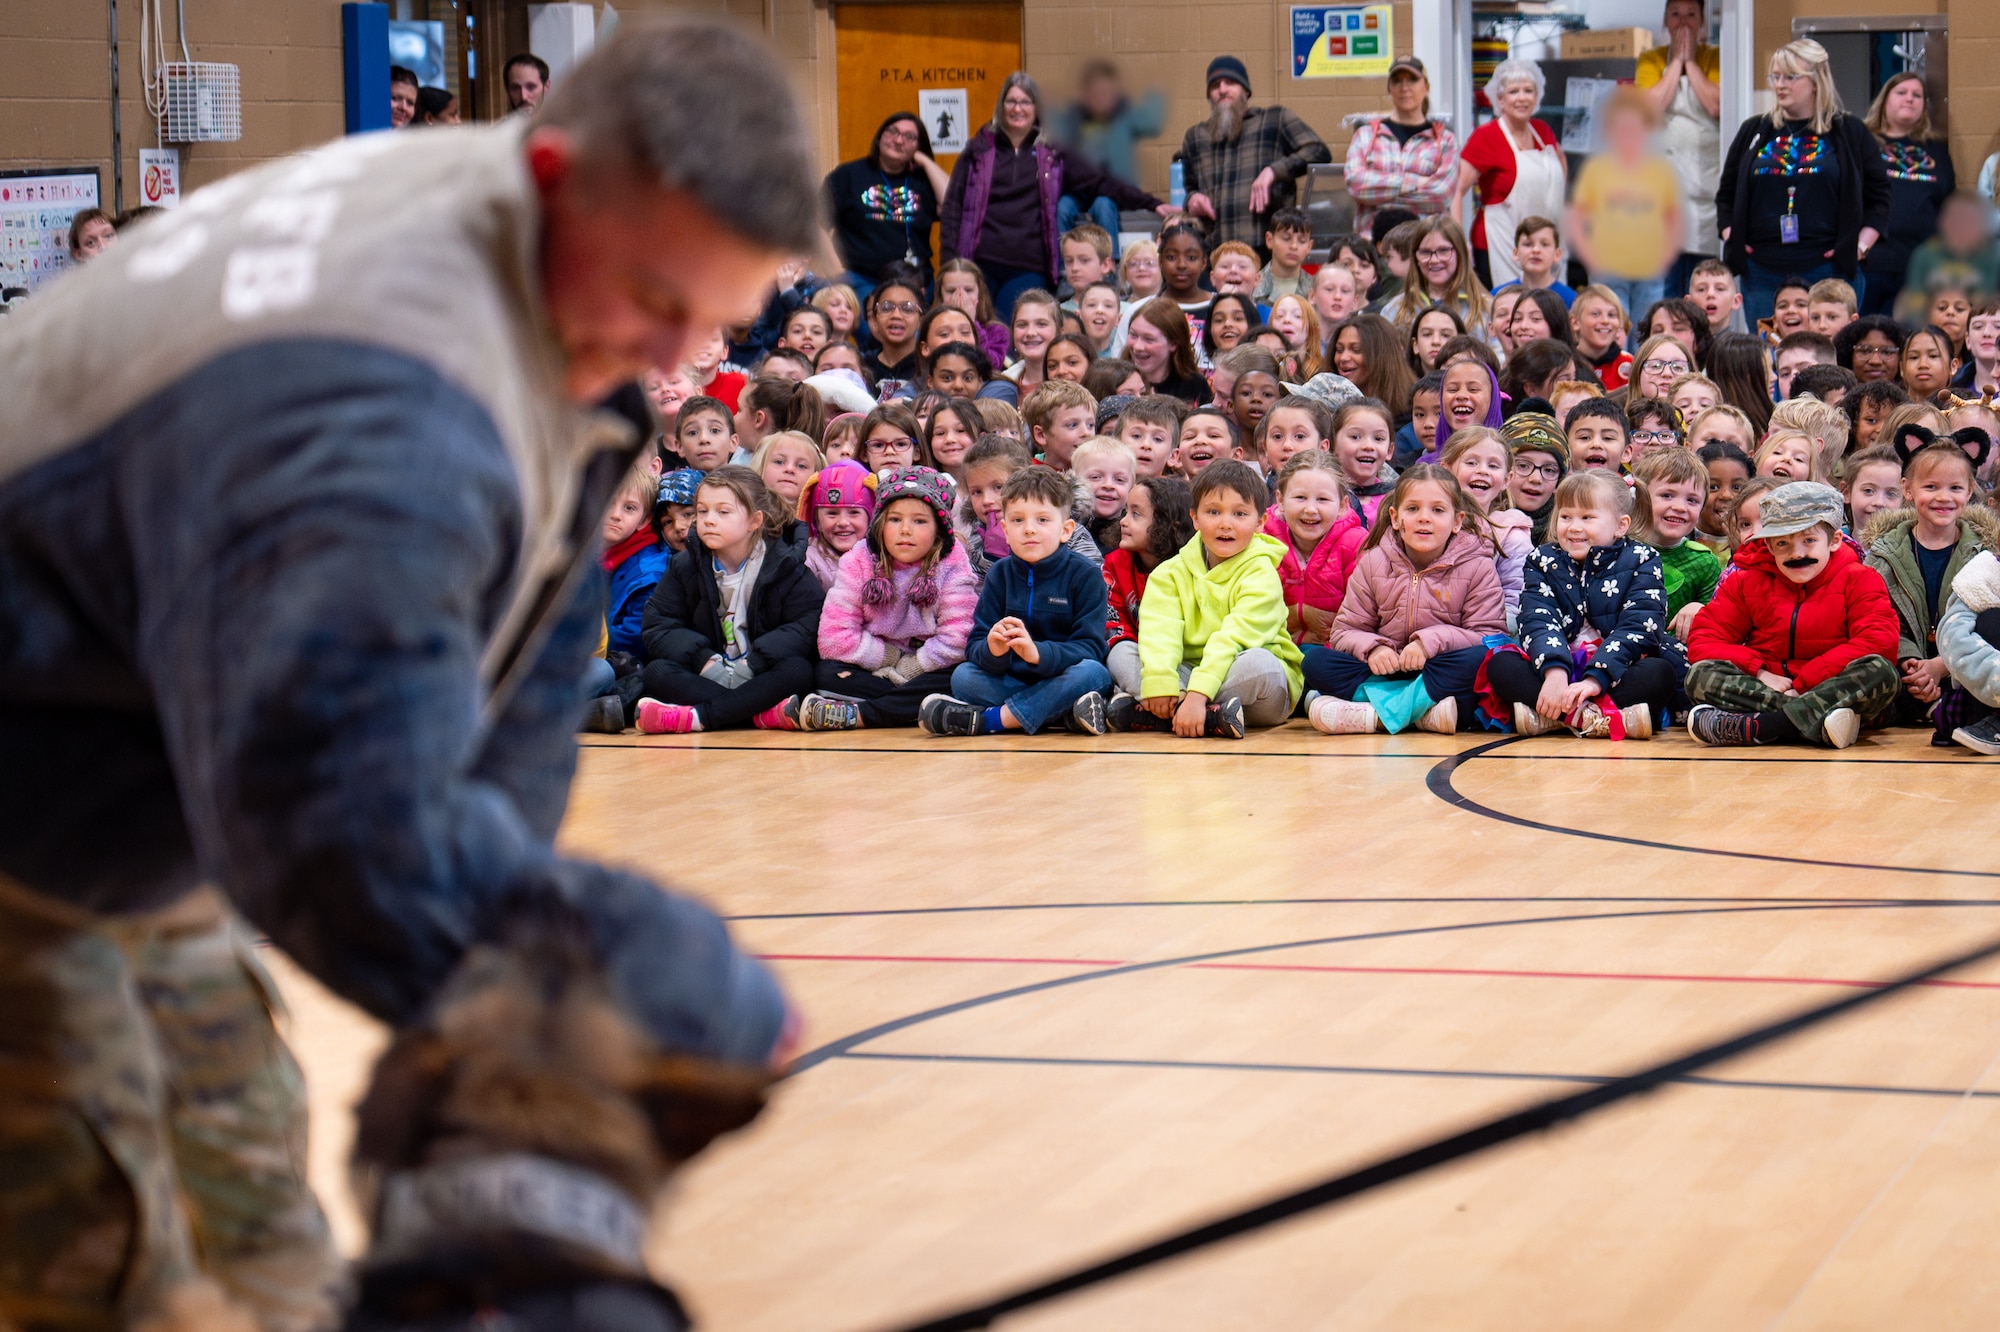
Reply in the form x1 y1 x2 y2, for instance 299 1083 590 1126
272 724 2000 1331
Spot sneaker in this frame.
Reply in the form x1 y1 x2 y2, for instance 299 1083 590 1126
1686 703 1754 747
918 693 985 737
1572 701 1652 741
1415 696 1458 735
1204 696 1247 739
1309 696 1380 734
1952 713 2000 755
1106 692 1137 732
1302 689 1323 713
798 693 862 731
1821 706 1861 750
635 699 698 735
1512 703 1562 737
1070 691 1110 736
751 700 799 731
581 696 626 734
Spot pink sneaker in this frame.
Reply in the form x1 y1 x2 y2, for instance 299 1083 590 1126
635 699 698 734
751 699 799 731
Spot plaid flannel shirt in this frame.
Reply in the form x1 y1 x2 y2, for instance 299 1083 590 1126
1179 105 1331 248
1343 117 1458 232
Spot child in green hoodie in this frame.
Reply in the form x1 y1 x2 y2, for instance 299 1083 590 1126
1108 460 1304 738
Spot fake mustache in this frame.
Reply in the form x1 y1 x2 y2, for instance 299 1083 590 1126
1783 556 1822 569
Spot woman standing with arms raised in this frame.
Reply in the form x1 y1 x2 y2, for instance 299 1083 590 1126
1449 60 1565 288
1859 72 1955 317
1717 38 1890 325
940 72 1171 321
1637 0 1722 299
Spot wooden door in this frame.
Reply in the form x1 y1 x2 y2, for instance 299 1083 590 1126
833 3 1023 173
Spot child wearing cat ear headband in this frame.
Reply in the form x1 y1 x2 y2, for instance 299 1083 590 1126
1861 429 2000 724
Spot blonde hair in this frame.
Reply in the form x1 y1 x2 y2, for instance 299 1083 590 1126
1668 371 1722 404
1070 435 1137 474
1276 448 1346 498
1687 402 1756 447
1019 378 1097 439
751 429 825 478
1398 215 1491 332
1863 71 1932 142
1880 401 1947 447
1754 426 1827 483
1769 38 1842 135
1439 425 1508 469
1572 284 1631 332
812 282 864 339
1630 448 1709 547
1768 396 1851 474
1554 467 1634 516
1118 239 1159 293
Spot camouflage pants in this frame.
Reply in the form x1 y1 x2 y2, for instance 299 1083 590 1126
1685 654 1901 745
0 880 342 1331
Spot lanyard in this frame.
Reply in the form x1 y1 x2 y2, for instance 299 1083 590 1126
882 168 919 266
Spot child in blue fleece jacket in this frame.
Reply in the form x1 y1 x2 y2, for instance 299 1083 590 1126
602 466 668 658
921 467 1113 736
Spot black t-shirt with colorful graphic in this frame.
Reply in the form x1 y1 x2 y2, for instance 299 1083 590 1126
1875 136 1954 270
823 158 938 282
1746 118 1841 255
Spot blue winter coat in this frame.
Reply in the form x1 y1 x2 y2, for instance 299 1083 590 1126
607 541 669 659
1518 537 1684 687
965 544 1109 682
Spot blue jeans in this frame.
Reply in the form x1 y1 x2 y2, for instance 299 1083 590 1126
582 655 617 699
1057 195 1122 256
1592 275 1666 349
949 658 1113 734
1743 256 1856 327
983 262 1053 324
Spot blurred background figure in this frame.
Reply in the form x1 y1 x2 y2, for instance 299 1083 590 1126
1860 71 1954 316
1344 56 1459 236
66 208 116 265
504 53 551 114
1568 87 1681 343
413 85 459 126
1051 59 1165 255
1637 0 1721 300
389 65 418 128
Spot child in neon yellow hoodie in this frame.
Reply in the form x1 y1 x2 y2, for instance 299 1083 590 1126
1109 460 1305 738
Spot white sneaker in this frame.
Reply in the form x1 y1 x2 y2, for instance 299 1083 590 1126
1572 701 1653 740
1512 702 1562 736
1310 697 1380 734
1415 696 1458 735
1821 707 1861 750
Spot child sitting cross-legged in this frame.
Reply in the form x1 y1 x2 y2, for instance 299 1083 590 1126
1683 481 1901 748
1303 465 1507 735
635 466 825 734
1110 460 1304 738
1263 450 1367 647
796 467 978 731
921 468 1115 737
1933 548 2000 753
1104 474 1196 698
1442 425 1533 625
1488 469 1682 740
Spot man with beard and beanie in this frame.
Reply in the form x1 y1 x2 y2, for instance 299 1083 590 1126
0 16 813 1330
1179 54 1331 254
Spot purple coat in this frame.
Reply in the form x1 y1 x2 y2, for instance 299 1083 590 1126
941 126 1159 286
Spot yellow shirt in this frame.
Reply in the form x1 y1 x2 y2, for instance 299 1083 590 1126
1571 154 1683 281
1635 43 1721 87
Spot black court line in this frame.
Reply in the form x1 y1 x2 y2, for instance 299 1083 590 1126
842 1049 2000 1102
790 901 1907 1074
728 894 2000 922
1430 737 2000 880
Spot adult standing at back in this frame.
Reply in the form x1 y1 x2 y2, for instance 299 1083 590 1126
941 73 1169 321
1450 60 1565 288
1050 59 1167 249
1717 38 1889 325
1636 0 1722 299
824 111 949 300
1180 54 1332 253
1345 56 1459 236
1859 72 1955 317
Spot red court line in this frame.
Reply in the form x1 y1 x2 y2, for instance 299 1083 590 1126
755 951 2000 992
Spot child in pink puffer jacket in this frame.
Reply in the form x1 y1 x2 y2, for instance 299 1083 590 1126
1301 464 1507 735
797 466 979 730
1262 450 1367 646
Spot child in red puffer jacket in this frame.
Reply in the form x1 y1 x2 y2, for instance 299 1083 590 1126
1261 451 1366 646
1104 474 1193 698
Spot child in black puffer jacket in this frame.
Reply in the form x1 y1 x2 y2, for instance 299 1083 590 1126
1488 469 1685 739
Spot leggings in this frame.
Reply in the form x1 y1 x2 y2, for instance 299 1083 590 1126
1486 652 1679 719
638 656 814 730
812 660 956 728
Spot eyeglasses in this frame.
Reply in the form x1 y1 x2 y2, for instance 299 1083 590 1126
1631 429 1679 445
1512 460 1561 480
875 301 922 316
1416 246 1456 261
880 128 919 144
869 437 918 455
1642 358 1690 375
1767 71 1809 85
1853 344 1900 359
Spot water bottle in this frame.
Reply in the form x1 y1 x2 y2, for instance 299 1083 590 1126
1170 160 1185 209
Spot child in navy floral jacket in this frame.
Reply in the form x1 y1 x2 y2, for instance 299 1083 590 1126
1487 469 1684 739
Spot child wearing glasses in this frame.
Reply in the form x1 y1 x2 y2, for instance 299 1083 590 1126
858 403 933 474
1624 396 1685 465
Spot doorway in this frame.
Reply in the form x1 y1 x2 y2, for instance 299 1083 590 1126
1793 15 1947 131
832 3 1023 171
